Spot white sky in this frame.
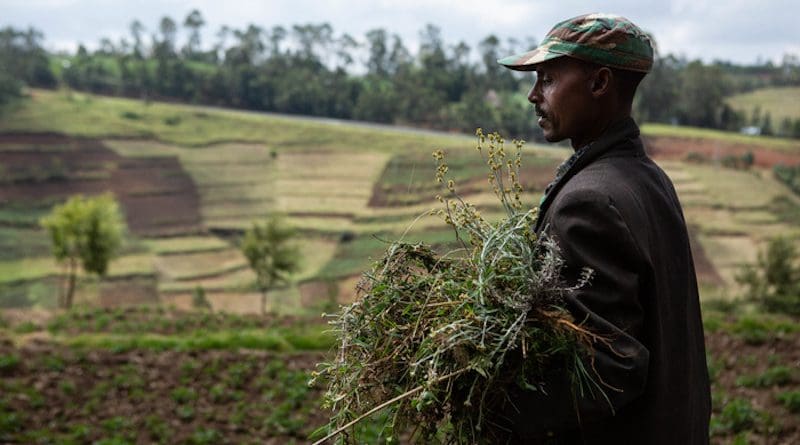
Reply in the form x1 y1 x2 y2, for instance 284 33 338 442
3 0 799 65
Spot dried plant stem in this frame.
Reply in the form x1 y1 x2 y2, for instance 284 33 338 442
312 368 470 445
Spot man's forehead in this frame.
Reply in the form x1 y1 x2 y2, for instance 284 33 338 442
533 57 571 74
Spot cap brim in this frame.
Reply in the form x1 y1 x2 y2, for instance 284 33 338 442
497 47 563 71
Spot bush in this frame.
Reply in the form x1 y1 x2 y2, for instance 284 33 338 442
774 164 800 196
736 237 800 315
192 285 211 310
719 152 754 170
163 116 181 126
0 354 20 373
684 151 708 164
736 366 795 388
712 398 759 435
119 111 142 120
777 390 800 413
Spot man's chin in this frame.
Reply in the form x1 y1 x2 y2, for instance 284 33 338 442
542 132 563 143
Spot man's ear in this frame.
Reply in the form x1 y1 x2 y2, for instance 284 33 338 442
590 67 612 98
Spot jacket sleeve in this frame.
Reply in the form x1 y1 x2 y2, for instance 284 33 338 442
499 188 650 437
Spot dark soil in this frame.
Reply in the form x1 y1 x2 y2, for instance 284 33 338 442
0 312 797 444
705 322 800 445
0 340 328 444
0 133 202 236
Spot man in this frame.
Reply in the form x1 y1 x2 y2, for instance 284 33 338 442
492 14 712 444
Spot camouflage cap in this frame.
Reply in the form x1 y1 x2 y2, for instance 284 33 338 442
498 13 653 73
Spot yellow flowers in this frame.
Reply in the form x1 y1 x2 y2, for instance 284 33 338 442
431 129 530 237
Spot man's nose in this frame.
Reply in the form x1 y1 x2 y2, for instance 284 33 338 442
527 84 539 105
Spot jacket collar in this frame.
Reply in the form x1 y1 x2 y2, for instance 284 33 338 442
534 116 643 232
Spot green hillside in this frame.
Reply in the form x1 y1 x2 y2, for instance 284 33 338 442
0 89 799 313
727 86 800 124
0 90 565 312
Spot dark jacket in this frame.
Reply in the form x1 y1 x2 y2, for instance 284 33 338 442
495 117 711 444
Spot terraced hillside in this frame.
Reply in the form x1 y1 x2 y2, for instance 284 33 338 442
1 89 799 313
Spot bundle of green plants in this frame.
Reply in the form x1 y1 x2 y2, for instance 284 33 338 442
312 130 606 444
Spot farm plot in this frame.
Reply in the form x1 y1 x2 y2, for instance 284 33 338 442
104 140 277 230
660 160 800 291
105 140 392 235
368 149 561 207
0 254 155 309
0 308 344 444
154 249 249 282
0 309 797 444
0 135 203 237
154 235 337 315
128 148 370 310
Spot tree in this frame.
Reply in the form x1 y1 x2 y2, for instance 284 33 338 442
635 54 681 123
365 28 390 77
241 216 300 314
0 69 21 108
761 111 774 136
182 9 205 60
677 61 730 128
0 26 57 90
40 194 126 308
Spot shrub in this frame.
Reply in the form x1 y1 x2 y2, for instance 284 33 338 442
12 321 40 334
774 164 800 196
720 152 754 170
736 236 800 315
190 428 221 445
777 390 800 413
736 366 794 388
731 317 770 345
170 387 197 404
712 398 759 435
0 354 20 373
684 151 708 163
192 285 211 310
119 111 141 120
163 116 181 126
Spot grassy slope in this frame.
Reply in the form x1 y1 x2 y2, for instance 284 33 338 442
641 122 800 151
726 86 800 124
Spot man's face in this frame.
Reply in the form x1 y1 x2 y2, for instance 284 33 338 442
527 57 598 149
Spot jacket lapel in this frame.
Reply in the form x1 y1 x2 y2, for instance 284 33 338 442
533 117 641 233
